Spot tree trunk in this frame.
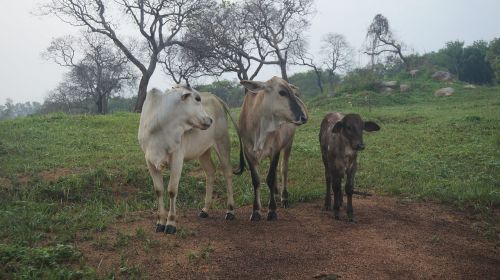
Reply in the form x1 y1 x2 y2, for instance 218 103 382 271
134 74 151 113
280 62 288 82
313 67 324 94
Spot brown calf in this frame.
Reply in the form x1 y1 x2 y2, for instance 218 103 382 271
319 112 380 221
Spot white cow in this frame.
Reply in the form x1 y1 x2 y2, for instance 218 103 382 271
138 85 242 234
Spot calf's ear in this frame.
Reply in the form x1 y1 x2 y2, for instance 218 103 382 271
241 80 266 94
332 122 343 133
364 121 380 132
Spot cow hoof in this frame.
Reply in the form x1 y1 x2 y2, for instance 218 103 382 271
347 213 354 222
198 210 209 218
250 211 261 221
267 211 278 221
225 212 235 220
323 205 332 211
334 215 340 220
155 224 166 233
281 200 289 209
165 225 177 234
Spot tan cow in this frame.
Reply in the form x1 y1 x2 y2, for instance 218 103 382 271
239 76 308 221
138 85 243 234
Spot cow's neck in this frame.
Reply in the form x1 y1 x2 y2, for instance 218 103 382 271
244 95 282 153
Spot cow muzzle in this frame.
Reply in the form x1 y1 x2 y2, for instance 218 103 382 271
293 115 308 125
354 143 365 151
199 117 213 130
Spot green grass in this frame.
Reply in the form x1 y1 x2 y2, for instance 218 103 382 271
0 80 499 278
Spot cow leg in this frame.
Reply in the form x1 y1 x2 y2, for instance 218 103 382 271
266 152 280 221
165 152 184 234
247 160 262 221
323 168 332 211
214 139 236 220
345 163 357 222
146 161 167 233
332 175 342 220
280 142 292 208
198 149 215 219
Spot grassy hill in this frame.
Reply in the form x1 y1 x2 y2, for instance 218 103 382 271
0 80 499 278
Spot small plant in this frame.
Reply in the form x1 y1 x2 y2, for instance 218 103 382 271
187 251 198 263
177 228 197 239
430 235 441 246
92 237 109 250
200 245 215 260
114 232 132 248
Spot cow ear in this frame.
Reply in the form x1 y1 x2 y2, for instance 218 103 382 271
289 84 300 96
364 121 380 132
332 122 343 133
240 80 266 94
181 92 191 101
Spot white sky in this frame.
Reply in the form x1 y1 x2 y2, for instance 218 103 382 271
1 0 499 103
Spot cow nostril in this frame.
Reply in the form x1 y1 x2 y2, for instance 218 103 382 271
208 118 213 125
300 115 308 123
356 144 365 151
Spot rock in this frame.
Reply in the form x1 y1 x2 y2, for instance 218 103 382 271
381 81 398 87
463 84 476 89
400 84 410 93
432 71 453 82
409 69 419 78
382 87 394 93
434 87 454 97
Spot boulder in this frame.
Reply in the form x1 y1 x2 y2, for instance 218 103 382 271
434 87 454 97
432 71 453 82
400 84 410 93
409 69 419 78
381 81 398 87
382 87 394 93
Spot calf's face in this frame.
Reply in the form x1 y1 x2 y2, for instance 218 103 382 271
332 114 380 151
175 86 213 130
241 77 308 125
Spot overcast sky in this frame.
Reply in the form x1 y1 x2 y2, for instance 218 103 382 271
1 0 499 103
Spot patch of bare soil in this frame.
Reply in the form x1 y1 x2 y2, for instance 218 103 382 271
78 196 499 279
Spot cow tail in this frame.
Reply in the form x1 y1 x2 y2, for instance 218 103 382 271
216 96 246 175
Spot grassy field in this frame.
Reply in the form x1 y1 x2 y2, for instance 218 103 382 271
0 80 499 278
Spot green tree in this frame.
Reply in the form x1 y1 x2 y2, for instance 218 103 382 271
460 41 494 84
486 38 500 83
439 41 464 79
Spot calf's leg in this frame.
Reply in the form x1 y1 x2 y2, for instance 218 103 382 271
345 166 356 222
332 175 342 220
266 153 281 221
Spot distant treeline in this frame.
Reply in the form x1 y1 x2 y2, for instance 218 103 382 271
1 38 499 120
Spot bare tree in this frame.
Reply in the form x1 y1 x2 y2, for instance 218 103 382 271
364 14 410 71
41 0 213 112
319 33 353 94
160 43 208 85
43 33 136 114
242 0 314 81
291 39 324 94
183 2 269 81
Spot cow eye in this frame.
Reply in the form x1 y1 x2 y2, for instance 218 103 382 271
279 90 287 96
195 96 201 102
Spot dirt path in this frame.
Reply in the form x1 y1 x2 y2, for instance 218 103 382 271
78 195 499 279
